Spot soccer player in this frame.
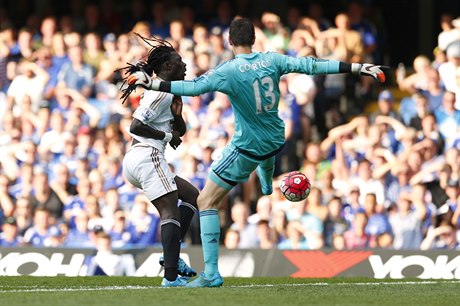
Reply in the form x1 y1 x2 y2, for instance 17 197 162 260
124 18 386 287
121 36 199 287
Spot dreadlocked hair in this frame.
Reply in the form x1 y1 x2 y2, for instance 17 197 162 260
117 33 176 104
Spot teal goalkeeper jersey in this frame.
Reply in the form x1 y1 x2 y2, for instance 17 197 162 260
170 52 341 157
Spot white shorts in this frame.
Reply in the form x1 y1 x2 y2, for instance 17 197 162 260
123 144 177 201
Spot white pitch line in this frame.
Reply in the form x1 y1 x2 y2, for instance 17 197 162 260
0 286 159 293
1 280 460 293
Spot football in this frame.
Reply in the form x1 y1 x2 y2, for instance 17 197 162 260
279 171 311 202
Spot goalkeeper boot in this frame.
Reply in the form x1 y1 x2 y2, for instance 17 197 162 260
161 276 189 287
185 271 224 288
159 256 197 277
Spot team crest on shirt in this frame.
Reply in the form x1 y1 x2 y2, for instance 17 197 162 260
140 109 154 121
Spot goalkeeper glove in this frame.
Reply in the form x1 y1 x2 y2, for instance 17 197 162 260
352 63 387 83
127 70 161 90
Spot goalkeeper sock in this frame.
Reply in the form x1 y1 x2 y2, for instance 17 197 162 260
199 209 220 277
256 157 275 195
160 219 181 281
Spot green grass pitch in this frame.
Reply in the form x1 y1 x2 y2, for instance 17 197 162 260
1 276 460 306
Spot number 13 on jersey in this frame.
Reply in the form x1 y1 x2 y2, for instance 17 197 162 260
253 76 276 114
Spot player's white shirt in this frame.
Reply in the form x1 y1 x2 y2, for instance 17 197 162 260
123 89 177 201
127 90 174 153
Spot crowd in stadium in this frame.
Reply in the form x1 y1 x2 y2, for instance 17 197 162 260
0 0 459 251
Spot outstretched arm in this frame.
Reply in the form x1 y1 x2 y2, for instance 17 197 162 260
126 58 387 95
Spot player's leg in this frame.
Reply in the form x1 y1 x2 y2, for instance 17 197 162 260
156 176 198 277
256 156 276 195
137 147 186 286
187 144 257 287
151 192 183 283
185 178 228 287
198 177 230 273
174 176 199 241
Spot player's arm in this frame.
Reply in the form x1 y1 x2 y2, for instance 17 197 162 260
130 118 168 140
171 95 186 136
128 71 215 96
130 118 182 149
279 54 387 83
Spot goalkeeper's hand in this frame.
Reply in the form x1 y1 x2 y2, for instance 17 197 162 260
127 71 160 90
352 63 387 83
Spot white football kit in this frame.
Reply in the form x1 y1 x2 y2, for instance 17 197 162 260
123 90 177 201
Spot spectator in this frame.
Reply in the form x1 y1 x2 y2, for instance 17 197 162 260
30 166 64 221
411 183 438 235
324 196 349 248
0 216 22 247
256 219 275 249
108 209 133 248
278 220 310 250
63 176 90 222
271 209 288 244
343 211 370 249
45 225 65 247
317 169 337 204
6 60 49 117
149 2 170 39
38 109 67 155
419 68 445 111
86 194 105 231
248 195 273 225
168 20 194 57
369 90 402 123
65 209 92 247
82 32 105 73
129 194 161 246
85 232 132 276
261 12 289 53
351 159 386 207
389 191 426 250
363 193 391 246
434 91 460 150
229 201 258 249
36 16 58 49
102 156 124 190
347 0 378 63
303 187 328 222
397 55 433 94
23 207 53 247
208 26 233 67
420 222 459 250
306 2 332 32
13 196 34 237
57 45 94 97
442 179 460 225
343 185 363 224
0 173 15 217
49 162 76 203
224 228 240 249
437 15 460 51
438 40 460 97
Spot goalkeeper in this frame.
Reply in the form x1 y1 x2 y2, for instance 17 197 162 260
122 17 386 287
